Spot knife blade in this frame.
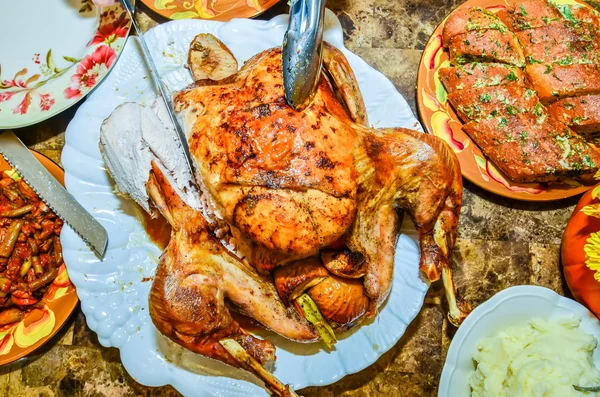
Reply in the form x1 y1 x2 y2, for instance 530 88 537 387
119 0 197 178
0 131 108 258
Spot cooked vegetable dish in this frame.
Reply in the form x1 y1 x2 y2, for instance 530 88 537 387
0 170 63 326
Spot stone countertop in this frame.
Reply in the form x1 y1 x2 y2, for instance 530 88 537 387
3 0 590 395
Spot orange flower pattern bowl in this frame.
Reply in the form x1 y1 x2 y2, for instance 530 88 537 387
141 0 281 21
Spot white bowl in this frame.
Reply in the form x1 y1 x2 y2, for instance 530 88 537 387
438 285 600 396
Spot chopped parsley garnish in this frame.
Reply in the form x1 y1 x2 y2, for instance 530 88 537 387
479 93 492 103
520 4 528 16
564 102 575 110
521 131 528 140
460 106 474 119
506 105 518 115
573 116 588 125
554 3 578 25
559 55 573 65
544 65 553 74
488 22 508 33
499 117 508 127
584 155 596 168
533 103 544 117
525 89 536 99
527 55 542 64
506 71 518 82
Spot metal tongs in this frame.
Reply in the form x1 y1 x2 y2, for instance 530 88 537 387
282 0 326 109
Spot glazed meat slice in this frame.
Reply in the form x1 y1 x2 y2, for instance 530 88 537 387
447 84 538 123
443 7 509 45
497 0 562 31
526 63 600 102
439 63 526 94
548 95 600 135
462 111 600 182
448 29 525 67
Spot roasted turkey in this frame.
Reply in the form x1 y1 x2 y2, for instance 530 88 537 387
99 34 466 394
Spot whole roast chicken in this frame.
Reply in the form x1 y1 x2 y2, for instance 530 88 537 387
100 34 466 395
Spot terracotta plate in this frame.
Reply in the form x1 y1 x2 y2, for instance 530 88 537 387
141 0 281 21
0 1 131 129
0 151 78 366
417 0 595 201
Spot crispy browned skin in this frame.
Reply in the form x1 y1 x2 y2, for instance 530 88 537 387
176 50 357 272
175 44 465 322
439 63 527 94
321 250 366 279
147 163 319 368
443 7 524 67
348 127 463 302
548 94 600 135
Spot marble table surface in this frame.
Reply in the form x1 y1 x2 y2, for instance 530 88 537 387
4 0 593 395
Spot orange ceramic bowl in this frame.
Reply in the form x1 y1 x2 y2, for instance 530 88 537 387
417 0 595 202
0 151 78 365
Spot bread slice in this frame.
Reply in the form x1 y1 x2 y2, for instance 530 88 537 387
526 63 600 102
448 29 525 67
439 63 527 94
548 94 600 135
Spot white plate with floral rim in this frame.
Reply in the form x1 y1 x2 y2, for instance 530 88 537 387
61 10 428 397
0 0 131 129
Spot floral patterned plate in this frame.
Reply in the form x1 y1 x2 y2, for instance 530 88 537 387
0 150 78 366
141 0 281 21
0 0 131 129
416 0 593 202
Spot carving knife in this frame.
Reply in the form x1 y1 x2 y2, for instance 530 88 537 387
119 0 197 177
282 0 327 109
0 131 108 258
